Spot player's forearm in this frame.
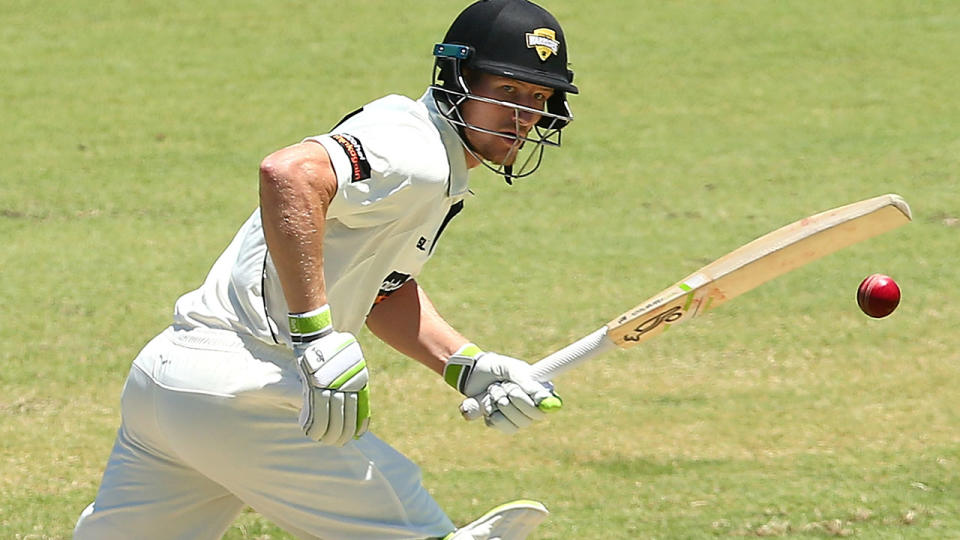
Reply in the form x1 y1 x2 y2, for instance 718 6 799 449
259 142 338 313
365 279 469 375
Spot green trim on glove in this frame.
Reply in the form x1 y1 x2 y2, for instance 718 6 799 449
456 343 483 358
288 305 333 342
330 359 367 389
538 395 563 411
356 386 370 436
443 363 467 390
443 343 483 393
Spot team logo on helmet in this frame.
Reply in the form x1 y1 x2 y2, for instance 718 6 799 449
525 28 559 61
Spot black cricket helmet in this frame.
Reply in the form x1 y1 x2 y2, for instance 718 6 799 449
431 0 578 182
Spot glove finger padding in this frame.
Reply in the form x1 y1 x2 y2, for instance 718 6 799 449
295 330 370 445
356 387 370 436
299 386 333 442
501 371 557 410
500 381 546 424
484 410 520 434
324 391 346 446
481 384 516 434
484 382 544 431
341 393 363 446
477 391 497 418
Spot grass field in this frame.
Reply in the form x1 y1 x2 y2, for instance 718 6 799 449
2 0 958 538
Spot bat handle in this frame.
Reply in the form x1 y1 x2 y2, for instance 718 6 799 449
459 326 616 420
529 326 615 381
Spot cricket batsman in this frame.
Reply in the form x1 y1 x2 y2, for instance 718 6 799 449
75 1 578 538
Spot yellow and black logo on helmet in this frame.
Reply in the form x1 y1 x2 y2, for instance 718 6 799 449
525 28 559 61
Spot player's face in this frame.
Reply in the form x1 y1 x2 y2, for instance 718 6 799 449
459 73 554 167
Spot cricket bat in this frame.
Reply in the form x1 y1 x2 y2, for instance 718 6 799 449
461 193 912 419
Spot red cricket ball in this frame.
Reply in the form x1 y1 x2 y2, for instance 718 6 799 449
857 274 901 318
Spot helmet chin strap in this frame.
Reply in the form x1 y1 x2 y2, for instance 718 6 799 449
501 117 522 185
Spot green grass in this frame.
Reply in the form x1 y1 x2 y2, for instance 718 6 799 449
2 0 958 538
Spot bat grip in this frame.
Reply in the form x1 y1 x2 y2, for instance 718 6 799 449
529 326 616 381
459 326 615 420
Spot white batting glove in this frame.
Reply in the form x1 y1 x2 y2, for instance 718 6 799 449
290 306 370 446
443 344 561 434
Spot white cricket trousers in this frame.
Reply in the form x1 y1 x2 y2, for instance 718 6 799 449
74 326 455 540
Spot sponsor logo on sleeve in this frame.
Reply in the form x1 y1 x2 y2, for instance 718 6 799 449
330 133 371 182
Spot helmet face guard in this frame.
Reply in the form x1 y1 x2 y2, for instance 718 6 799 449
431 48 572 182
430 0 578 183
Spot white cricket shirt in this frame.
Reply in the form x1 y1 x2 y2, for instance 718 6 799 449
172 90 471 345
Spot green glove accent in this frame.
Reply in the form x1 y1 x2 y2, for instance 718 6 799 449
443 343 483 393
289 305 333 346
356 386 371 436
538 395 563 412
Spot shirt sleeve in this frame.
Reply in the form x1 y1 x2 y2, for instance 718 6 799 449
304 106 451 228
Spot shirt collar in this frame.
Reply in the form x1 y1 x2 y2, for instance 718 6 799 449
420 89 470 197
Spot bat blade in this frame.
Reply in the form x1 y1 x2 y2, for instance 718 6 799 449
605 193 912 348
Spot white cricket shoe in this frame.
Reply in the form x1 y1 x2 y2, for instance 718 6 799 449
444 499 549 540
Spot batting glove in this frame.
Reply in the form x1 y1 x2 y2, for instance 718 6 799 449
443 344 561 434
290 306 370 445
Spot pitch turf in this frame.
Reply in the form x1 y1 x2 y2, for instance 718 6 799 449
2 1 958 537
